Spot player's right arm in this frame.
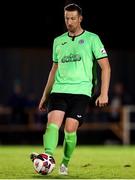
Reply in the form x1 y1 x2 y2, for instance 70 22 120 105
38 63 58 112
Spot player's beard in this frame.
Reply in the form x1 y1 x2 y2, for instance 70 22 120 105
67 25 76 33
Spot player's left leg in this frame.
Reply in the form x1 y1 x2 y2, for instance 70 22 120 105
59 118 78 175
59 94 90 175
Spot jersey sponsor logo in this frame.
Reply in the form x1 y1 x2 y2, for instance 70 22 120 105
100 48 107 54
61 53 81 63
61 42 67 45
78 39 84 44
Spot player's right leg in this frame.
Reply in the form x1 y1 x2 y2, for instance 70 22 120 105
43 93 67 155
30 93 67 172
30 110 65 162
43 110 65 155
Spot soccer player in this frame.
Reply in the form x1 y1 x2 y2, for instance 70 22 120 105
30 3 111 175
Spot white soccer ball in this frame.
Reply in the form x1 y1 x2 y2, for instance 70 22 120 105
33 153 55 175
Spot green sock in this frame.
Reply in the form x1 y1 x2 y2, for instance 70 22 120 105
61 131 77 167
43 123 59 155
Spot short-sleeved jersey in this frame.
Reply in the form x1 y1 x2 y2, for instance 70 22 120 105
51 30 108 97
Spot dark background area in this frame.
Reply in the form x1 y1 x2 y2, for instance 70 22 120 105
0 0 134 49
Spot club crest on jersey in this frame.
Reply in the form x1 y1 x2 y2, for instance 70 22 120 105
100 48 106 54
78 39 84 44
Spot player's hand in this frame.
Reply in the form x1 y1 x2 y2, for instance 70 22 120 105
95 95 108 107
38 98 47 112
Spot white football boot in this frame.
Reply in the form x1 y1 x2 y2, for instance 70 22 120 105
59 164 68 175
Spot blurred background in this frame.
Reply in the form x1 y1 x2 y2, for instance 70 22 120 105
0 0 135 145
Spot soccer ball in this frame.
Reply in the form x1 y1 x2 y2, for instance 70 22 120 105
33 153 55 175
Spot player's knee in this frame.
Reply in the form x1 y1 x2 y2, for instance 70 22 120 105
64 125 77 133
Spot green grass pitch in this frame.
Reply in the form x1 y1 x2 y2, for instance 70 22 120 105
0 145 135 179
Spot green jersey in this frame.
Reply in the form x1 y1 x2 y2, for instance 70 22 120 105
51 30 108 97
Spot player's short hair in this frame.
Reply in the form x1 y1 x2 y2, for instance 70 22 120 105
64 3 82 15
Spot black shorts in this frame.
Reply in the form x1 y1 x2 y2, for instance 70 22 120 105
47 93 90 126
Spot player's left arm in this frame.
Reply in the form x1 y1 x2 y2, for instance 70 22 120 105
95 57 111 107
